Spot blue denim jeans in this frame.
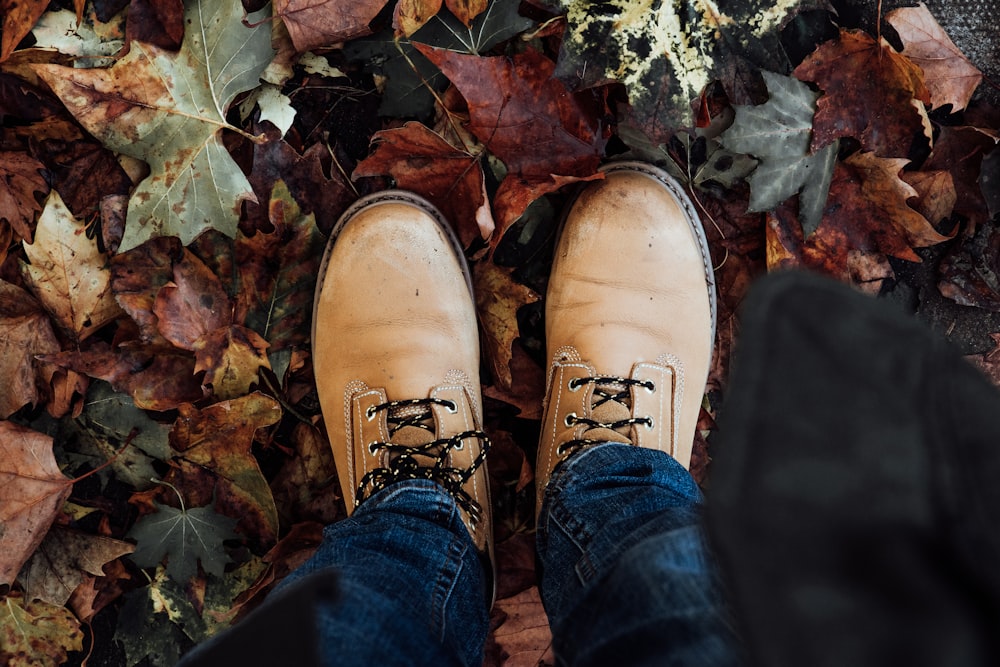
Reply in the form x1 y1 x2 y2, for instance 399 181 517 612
275 442 743 666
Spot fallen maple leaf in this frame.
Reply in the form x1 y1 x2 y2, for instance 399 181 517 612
126 0 185 51
0 591 84 666
20 526 135 607
924 126 995 230
20 190 122 341
769 152 951 286
900 170 957 225
794 29 931 157
886 2 982 112
417 45 604 238
165 393 283 548
937 220 1000 311
354 121 494 245
719 70 838 236
269 422 342 526
129 495 239 582
275 0 388 52
33 0 274 250
0 151 47 241
0 280 60 418
537 0 827 140
0 421 73 586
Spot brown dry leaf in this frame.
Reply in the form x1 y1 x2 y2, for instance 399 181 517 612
446 0 489 26
0 590 84 667
270 422 342 526
21 526 135 607
0 422 73 585
193 325 271 400
900 170 957 225
0 280 60 418
110 236 185 344
166 393 283 548
0 0 49 61
0 151 48 242
21 191 122 342
394 0 443 36
474 260 540 390
126 0 185 50
491 586 555 666
768 152 950 287
275 0 389 52
153 249 233 351
39 343 204 411
886 3 982 111
924 126 996 230
417 45 604 239
794 30 931 157
483 342 545 420
354 121 494 246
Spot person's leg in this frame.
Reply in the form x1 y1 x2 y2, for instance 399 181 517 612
535 163 743 666
179 191 493 666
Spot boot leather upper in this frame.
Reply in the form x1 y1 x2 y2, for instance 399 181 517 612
312 200 491 554
537 168 715 508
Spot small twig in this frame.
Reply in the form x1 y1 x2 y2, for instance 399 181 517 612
69 428 140 485
261 371 312 425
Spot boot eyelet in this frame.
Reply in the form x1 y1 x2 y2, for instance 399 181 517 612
564 413 577 427
453 440 465 451
556 443 569 456
445 400 458 414
568 379 582 392
368 442 380 454
365 405 378 421
644 381 656 393
644 418 654 429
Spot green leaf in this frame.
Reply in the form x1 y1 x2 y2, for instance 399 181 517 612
719 70 837 236
33 0 275 250
128 500 238 582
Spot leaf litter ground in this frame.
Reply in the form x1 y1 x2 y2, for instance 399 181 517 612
1 0 999 665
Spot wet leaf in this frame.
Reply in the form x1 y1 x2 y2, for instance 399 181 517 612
0 422 73 586
794 29 931 157
20 191 122 341
33 0 274 250
0 590 84 667
886 2 982 112
719 70 837 236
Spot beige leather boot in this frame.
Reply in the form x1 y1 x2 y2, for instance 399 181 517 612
536 162 717 512
312 191 493 596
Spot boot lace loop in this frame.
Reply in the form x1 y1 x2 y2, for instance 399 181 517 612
556 376 655 458
357 397 490 525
